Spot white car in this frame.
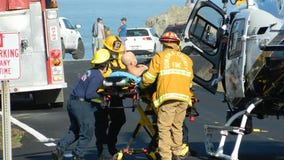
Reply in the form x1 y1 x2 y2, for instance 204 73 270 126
125 27 162 56
59 17 85 59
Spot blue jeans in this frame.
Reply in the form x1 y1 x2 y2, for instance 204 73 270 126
120 36 126 45
57 99 96 158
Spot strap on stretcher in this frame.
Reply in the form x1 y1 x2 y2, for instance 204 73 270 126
102 76 138 97
103 76 137 87
100 76 139 109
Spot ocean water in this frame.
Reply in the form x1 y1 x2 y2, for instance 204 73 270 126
57 0 186 59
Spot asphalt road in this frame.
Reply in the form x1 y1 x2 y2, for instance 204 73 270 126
6 60 284 160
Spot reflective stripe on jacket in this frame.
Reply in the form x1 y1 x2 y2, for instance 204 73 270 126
103 52 126 77
141 48 194 108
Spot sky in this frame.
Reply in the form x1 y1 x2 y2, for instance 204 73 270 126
58 0 187 59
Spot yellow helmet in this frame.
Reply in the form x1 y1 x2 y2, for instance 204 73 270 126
91 49 110 64
103 35 125 53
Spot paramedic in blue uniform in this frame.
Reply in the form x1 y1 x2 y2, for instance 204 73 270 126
52 49 111 160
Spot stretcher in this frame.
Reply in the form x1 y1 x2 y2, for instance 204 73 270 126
100 75 199 160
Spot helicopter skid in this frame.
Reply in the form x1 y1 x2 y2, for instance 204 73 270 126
204 99 262 160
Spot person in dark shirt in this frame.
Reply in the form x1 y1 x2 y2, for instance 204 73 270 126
52 49 111 160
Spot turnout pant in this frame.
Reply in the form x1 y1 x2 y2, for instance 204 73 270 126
158 100 188 160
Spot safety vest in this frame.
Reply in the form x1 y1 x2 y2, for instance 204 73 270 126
140 48 194 108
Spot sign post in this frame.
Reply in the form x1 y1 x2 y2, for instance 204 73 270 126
0 32 21 160
1 81 12 160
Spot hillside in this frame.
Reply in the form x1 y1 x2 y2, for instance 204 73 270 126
145 4 193 36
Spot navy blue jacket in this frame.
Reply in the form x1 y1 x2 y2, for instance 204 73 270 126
71 69 103 100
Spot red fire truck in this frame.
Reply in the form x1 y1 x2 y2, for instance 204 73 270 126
0 0 67 107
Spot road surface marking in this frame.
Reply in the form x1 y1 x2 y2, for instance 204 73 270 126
253 128 269 133
0 112 56 147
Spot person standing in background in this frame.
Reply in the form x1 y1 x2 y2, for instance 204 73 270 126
92 17 105 54
117 17 127 45
104 25 111 38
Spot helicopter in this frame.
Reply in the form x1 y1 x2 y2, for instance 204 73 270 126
180 0 284 159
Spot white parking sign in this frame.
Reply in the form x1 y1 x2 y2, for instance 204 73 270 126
0 32 21 80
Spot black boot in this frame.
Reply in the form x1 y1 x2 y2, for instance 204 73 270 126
97 144 103 157
51 148 63 160
108 145 118 156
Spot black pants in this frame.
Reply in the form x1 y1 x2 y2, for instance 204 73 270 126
94 96 126 155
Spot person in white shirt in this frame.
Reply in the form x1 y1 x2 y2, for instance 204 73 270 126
92 17 105 54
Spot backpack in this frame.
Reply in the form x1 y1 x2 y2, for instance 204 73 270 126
92 23 98 37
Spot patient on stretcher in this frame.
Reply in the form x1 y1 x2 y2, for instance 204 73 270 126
103 51 156 105
106 51 148 84
102 51 148 97
121 51 148 77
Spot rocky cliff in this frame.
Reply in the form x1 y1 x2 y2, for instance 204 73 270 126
145 5 193 36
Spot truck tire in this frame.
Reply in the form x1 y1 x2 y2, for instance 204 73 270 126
72 39 85 59
61 39 66 59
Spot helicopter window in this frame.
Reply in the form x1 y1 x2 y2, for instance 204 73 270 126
198 7 223 28
190 16 206 38
189 47 214 81
257 27 268 35
228 19 245 59
202 25 217 46
188 6 223 55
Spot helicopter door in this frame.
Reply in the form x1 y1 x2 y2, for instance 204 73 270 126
225 13 249 98
182 0 225 94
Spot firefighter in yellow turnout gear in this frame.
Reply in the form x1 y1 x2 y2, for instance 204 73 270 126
140 31 194 160
102 35 126 77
